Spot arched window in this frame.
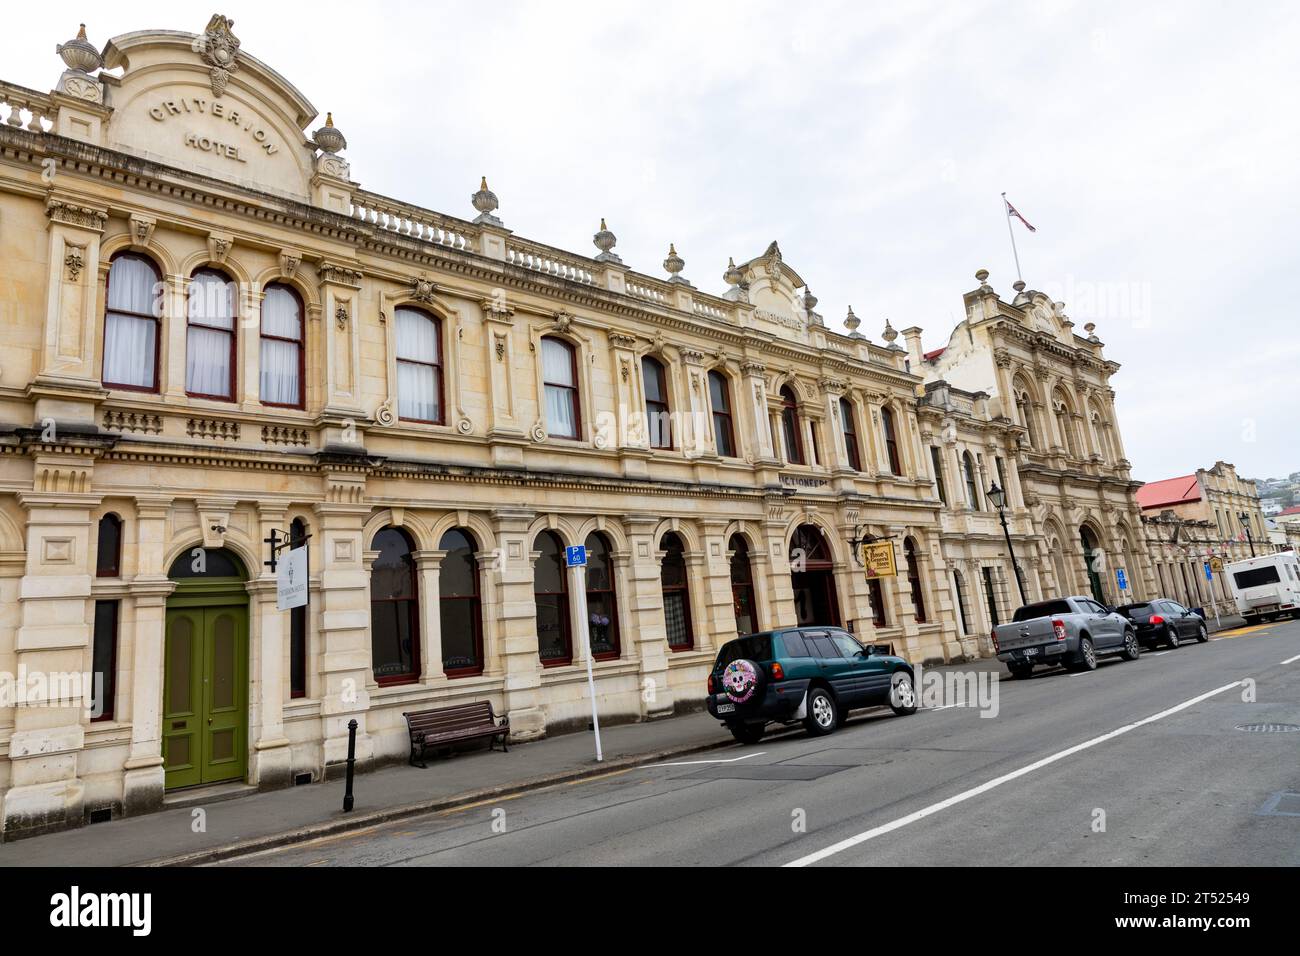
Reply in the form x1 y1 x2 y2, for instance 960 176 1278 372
780 386 804 465
186 268 237 400
1091 410 1110 462
1014 382 1038 449
1054 392 1078 457
289 518 310 699
963 451 981 510
1080 526 1106 604
584 532 619 660
953 569 970 634
439 528 483 676
260 283 305 408
642 356 672 449
930 446 948 505
904 537 927 623
103 253 161 392
840 397 862 471
542 337 580 439
881 405 902 474
660 532 693 650
96 513 122 577
395 307 444 423
534 531 571 665
709 370 736 458
370 528 420 685
729 535 759 636
869 578 888 628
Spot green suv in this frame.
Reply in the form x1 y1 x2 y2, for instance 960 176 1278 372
706 627 918 744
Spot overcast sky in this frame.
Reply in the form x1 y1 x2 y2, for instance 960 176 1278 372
9 1 1298 482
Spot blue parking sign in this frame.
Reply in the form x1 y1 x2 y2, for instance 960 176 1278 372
565 545 587 568
1204 562 1212 582
1115 568 1127 591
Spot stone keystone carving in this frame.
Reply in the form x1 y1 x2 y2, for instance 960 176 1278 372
411 276 437 304
196 14 241 98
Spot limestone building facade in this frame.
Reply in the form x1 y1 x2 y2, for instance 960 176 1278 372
0 15 1158 836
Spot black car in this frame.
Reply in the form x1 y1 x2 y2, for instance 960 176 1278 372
705 627 917 745
1115 599 1208 649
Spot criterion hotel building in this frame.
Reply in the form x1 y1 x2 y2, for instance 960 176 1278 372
0 15 1154 836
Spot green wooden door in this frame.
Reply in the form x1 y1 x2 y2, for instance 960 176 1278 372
164 603 248 790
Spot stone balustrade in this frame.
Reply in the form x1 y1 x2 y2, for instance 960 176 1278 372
505 238 596 285
350 190 476 253
0 81 54 133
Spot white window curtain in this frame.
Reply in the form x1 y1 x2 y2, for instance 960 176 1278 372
396 308 441 422
260 285 302 405
542 338 578 438
186 272 235 399
103 255 159 389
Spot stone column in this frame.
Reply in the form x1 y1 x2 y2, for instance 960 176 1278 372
414 550 448 683
488 508 546 739
3 481 99 837
700 520 739 650
312 490 374 774
317 262 366 447
623 516 672 719
483 299 527 466
740 362 775 461
120 495 174 816
761 499 797 628
248 502 293 790
239 287 265 412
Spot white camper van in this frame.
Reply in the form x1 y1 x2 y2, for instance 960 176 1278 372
1225 552 1300 623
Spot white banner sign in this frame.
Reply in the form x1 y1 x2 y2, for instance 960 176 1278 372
276 546 308 611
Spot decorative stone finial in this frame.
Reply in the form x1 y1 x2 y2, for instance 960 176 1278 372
471 176 502 226
312 112 347 154
975 268 993 293
1012 279 1026 292
723 256 743 287
1084 321 1099 343
593 218 620 263
883 318 902 349
57 23 102 73
802 288 818 312
663 243 687 283
844 305 864 339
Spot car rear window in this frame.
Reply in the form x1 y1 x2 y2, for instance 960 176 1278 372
1012 600 1073 622
1234 566 1281 589
715 635 774 669
1117 603 1153 618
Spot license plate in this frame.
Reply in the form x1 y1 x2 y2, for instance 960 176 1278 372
1022 647 1038 657
716 701 735 714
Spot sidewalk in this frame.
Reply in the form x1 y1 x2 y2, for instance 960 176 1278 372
0 711 732 867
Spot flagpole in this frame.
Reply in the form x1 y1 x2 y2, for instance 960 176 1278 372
1001 192 1023 283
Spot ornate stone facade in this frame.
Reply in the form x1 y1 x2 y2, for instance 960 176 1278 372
0 16 1159 837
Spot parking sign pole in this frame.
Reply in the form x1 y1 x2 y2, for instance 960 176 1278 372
568 558 603 763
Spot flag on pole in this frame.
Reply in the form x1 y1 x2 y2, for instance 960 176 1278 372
1004 196 1037 233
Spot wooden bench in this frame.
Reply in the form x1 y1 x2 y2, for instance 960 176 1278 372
402 701 510 768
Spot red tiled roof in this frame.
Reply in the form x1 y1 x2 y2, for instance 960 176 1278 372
923 347 946 361
1136 474 1201 510
1278 505 1300 516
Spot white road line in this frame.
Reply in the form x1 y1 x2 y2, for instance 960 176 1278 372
656 752 766 767
783 680 1243 868
1149 652 1169 657
1282 654 1300 665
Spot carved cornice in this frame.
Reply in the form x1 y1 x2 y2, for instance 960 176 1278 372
46 197 107 232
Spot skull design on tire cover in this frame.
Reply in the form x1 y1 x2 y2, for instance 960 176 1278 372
722 660 759 703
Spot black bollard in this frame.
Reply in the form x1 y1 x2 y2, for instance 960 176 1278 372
343 718 358 812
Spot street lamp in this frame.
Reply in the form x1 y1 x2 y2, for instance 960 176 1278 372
987 482 1028 605
1238 512 1256 557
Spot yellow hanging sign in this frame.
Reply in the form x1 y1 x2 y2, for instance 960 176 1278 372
862 541 897 579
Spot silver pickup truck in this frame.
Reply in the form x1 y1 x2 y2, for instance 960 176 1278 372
993 596 1140 679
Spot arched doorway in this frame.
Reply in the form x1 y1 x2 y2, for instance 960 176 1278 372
164 546 249 790
1079 526 1107 604
789 524 841 627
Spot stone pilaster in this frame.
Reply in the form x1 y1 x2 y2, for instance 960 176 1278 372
488 508 545 739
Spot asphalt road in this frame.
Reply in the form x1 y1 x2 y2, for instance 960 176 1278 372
221 619 1300 867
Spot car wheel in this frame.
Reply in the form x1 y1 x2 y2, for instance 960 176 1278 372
1008 662 1034 680
728 723 765 745
1074 636 1097 671
1120 628 1141 661
1165 626 1180 649
1196 622 1209 643
889 672 918 716
804 687 838 736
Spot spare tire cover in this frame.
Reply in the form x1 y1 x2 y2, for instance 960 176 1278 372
722 659 765 704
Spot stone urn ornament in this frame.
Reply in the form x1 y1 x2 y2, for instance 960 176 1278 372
312 113 347 154
56 24 102 74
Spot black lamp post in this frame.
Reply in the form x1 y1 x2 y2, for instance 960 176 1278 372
988 482 1028 605
1239 512 1256 557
